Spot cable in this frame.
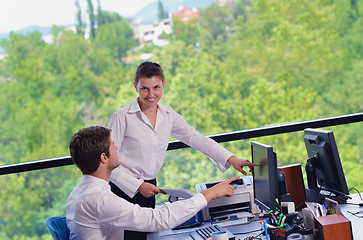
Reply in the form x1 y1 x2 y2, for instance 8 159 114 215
233 228 263 235
348 187 363 201
345 202 363 207
295 201 306 211
320 185 351 202
239 229 263 240
243 235 262 240
346 210 363 218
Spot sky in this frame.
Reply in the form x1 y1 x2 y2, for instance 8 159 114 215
0 0 156 33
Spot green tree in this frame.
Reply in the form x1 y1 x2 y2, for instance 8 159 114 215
1 1 362 238
87 0 96 39
158 0 168 21
94 18 137 60
199 2 233 41
171 16 199 46
98 10 123 24
152 40 195 76
75 0 85 37
96 0 106 26
230 0 254 22
1 32 51 98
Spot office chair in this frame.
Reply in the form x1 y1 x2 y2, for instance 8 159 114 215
46 216 70 240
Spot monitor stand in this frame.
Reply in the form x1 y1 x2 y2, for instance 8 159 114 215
305 157 321 203
305 157 350 204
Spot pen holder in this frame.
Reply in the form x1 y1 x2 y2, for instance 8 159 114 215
315 213 352 240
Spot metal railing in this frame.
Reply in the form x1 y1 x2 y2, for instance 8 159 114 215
1 112 362 176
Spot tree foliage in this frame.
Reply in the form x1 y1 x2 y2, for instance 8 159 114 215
157 0 168 21
87 0 96 39
94 19 137 60
0 0 362 239
75 0 85 37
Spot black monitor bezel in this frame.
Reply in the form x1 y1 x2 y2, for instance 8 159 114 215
251 141 278 213
304 128 349 196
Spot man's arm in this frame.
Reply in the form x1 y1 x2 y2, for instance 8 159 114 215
138 175 241 199
97 176 240 232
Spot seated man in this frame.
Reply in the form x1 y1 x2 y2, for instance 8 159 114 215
66 126 239 240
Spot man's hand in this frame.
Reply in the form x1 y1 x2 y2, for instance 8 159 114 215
228 155 257 175
201 176 240 202
137 182 166 198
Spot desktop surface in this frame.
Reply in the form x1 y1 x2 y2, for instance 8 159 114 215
340 193 363 239
147 218 266 240
148 192 363 240
147 222 235 240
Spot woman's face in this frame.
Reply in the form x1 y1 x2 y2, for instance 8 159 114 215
134 75 165 110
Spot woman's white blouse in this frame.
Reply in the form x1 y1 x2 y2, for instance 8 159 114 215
108 99 233 197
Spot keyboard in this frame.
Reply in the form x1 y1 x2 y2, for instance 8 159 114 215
173 211 203 230
173 221 203 230
189 225 235 240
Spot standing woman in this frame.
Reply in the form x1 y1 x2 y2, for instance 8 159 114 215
108 61 255 240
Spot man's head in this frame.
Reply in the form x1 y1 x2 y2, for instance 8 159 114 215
69 126 112 175
134 61 165 86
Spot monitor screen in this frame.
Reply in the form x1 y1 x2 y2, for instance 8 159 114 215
304 128 349 203
251 141 278 213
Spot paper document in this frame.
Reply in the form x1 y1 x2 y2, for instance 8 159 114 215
306 202 324 217
160 188 194 199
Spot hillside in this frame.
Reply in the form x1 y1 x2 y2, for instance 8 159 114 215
0 0 217 40
130 0 218 23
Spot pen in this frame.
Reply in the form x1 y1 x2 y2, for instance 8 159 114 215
315 208 321 217
268 210 278 225
318 204 325 216
263 222 270 240
278 213 283 226
322 204 326 216
280 215 286 227
260 221 277 229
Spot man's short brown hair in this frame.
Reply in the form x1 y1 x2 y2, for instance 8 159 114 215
69 126 111 174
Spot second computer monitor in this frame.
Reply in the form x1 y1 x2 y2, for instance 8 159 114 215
251 141 278 213
304 128 349 203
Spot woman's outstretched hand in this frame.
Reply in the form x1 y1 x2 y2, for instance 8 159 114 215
228 155 257 175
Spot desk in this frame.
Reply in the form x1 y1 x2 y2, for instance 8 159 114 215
340 193 363 239
147 218 266 240
148 193 363 240
222 220 265 240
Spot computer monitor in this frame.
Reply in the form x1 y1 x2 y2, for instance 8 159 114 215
304 128 349 203
251 141 278 213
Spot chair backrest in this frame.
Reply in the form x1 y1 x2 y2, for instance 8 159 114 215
46 216 70 240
